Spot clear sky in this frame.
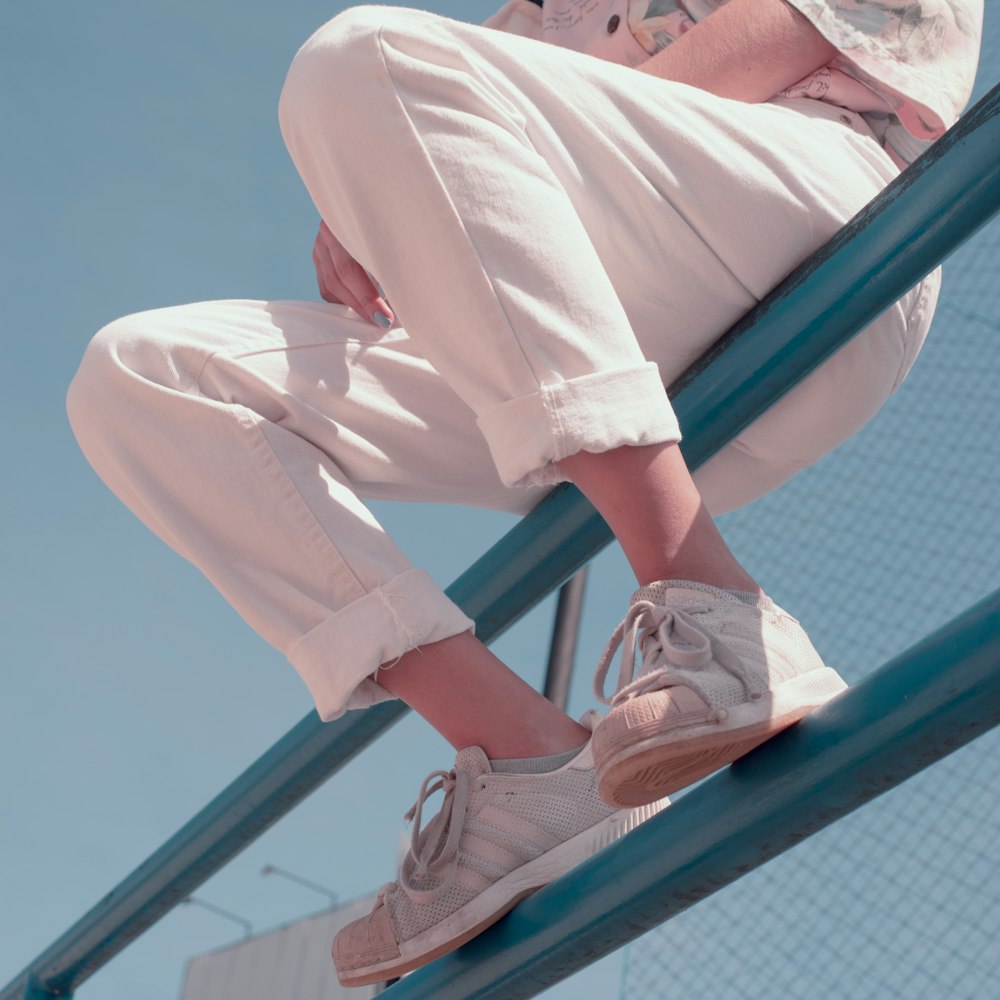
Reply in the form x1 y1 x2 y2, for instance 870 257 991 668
2 3 997 1000
0 2 631 996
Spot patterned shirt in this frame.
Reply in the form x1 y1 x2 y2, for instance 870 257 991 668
486 0 983 166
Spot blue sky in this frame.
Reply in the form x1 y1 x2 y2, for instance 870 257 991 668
0 2 633 996
2 3 997 999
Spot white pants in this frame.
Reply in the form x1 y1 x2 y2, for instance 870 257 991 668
66 6 939 721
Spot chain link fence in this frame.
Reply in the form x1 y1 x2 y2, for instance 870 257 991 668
621 19 1000 1000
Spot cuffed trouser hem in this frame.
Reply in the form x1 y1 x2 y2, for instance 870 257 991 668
476 362 681 488
289 568 475 721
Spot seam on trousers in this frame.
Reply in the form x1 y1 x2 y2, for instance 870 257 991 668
374 23 556 393
228 327 411 361
230 340 378 360
374 584 421 670
193 348 223 397
543 381 568 466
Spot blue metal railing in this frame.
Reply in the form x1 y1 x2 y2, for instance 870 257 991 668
4 82 997 1000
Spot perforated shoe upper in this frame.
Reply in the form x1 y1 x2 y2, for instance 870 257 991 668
334 711 662 975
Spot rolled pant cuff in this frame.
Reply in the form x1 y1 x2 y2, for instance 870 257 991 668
476 362 681 488
289 567 475 721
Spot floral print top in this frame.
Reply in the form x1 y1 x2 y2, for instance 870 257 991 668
485 0 983 166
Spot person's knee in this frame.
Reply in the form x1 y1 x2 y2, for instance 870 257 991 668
66 311 194 453
278 5 389 140
278 4 452 144
67 318 133 451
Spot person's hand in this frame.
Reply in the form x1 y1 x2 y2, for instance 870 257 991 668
313 219 395 329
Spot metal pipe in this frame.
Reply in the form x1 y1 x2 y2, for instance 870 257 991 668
20 985 66 1000
4 83 997 1000
384 588 1000 999
542 568 589 710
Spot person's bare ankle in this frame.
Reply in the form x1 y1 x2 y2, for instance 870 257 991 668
518 719 591 758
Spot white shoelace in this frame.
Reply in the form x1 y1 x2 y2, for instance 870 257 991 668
593 598 749 706
387 765 472 905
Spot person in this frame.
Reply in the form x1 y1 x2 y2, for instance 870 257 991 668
66 0 982 986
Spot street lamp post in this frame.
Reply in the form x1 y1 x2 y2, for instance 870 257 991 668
260 864 339 908
181 897 253 940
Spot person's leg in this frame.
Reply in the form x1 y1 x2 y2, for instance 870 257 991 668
67 297 591 752
372 436 768 760
275 5 932 806
559 442 761 593
377 432 766 761
278 7 929 511
69 297 650 994
377 632 589 757
278 9 683 495
561 437 848 807
279 10 931 824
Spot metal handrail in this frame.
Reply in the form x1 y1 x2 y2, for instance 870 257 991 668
5 82 997 1000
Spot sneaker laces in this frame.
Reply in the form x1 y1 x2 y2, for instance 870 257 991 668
594 598 750 706
394 764 472 904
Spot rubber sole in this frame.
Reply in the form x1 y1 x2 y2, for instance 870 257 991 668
334 800 663 987
595 667 848 808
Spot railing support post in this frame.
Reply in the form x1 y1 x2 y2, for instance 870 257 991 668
542 568 588 711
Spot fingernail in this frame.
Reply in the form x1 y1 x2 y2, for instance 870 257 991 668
373 310 393 329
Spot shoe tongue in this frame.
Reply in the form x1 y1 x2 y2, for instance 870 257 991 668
634 579 725 604
455 745 492 777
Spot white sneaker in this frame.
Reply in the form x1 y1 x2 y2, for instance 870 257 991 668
592 581 847 808
332 712 667 986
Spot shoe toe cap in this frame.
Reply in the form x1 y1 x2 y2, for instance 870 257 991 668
332 903 401 972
